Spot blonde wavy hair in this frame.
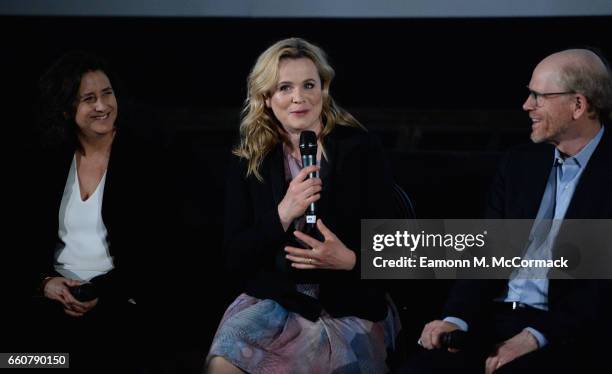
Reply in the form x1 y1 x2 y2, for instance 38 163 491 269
233 37 364 181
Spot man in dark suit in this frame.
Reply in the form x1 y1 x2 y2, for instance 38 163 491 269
403 49 612 373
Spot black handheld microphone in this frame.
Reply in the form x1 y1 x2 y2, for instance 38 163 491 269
299 131 318 225
440 330 469 350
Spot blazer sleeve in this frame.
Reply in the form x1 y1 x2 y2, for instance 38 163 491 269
316 131 399 283
442 279 505 329
443 150 511 327
223 155 289 278
351 133 399 278
529 280 603 345
365 133 399 219
324 131 398 319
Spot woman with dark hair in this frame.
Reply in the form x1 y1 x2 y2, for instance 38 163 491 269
30 51 163 367
207 38 402 374
36 51 122 318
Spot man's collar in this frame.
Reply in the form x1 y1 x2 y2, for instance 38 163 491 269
554 125 604 167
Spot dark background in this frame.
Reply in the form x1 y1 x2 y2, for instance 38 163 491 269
3 15 611 372
6 16 611 216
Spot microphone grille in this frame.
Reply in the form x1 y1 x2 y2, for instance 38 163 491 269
299 131 317 156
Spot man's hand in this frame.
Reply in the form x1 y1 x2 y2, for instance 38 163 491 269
485 329 539 374
419 320 460 351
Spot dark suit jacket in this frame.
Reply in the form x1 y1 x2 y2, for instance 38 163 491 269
224 125 399 321
28 127 168 304
444 127 612 345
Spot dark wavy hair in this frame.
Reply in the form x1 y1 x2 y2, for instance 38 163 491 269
38 51 119 148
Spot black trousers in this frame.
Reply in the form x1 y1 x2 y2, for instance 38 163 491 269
399 306 595 374
24 296 152 373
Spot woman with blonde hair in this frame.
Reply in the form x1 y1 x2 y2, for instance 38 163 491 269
207 37 401 373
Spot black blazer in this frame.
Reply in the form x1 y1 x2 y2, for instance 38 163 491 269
28 127 168 303
224 125 399 322
444 127 612 345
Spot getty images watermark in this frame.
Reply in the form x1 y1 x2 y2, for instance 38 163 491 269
360 219 612 279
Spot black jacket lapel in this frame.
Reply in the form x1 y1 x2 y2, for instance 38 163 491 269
318 131 337 222
565 128 612 219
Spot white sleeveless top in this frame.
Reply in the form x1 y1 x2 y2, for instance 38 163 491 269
54 156 114 281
